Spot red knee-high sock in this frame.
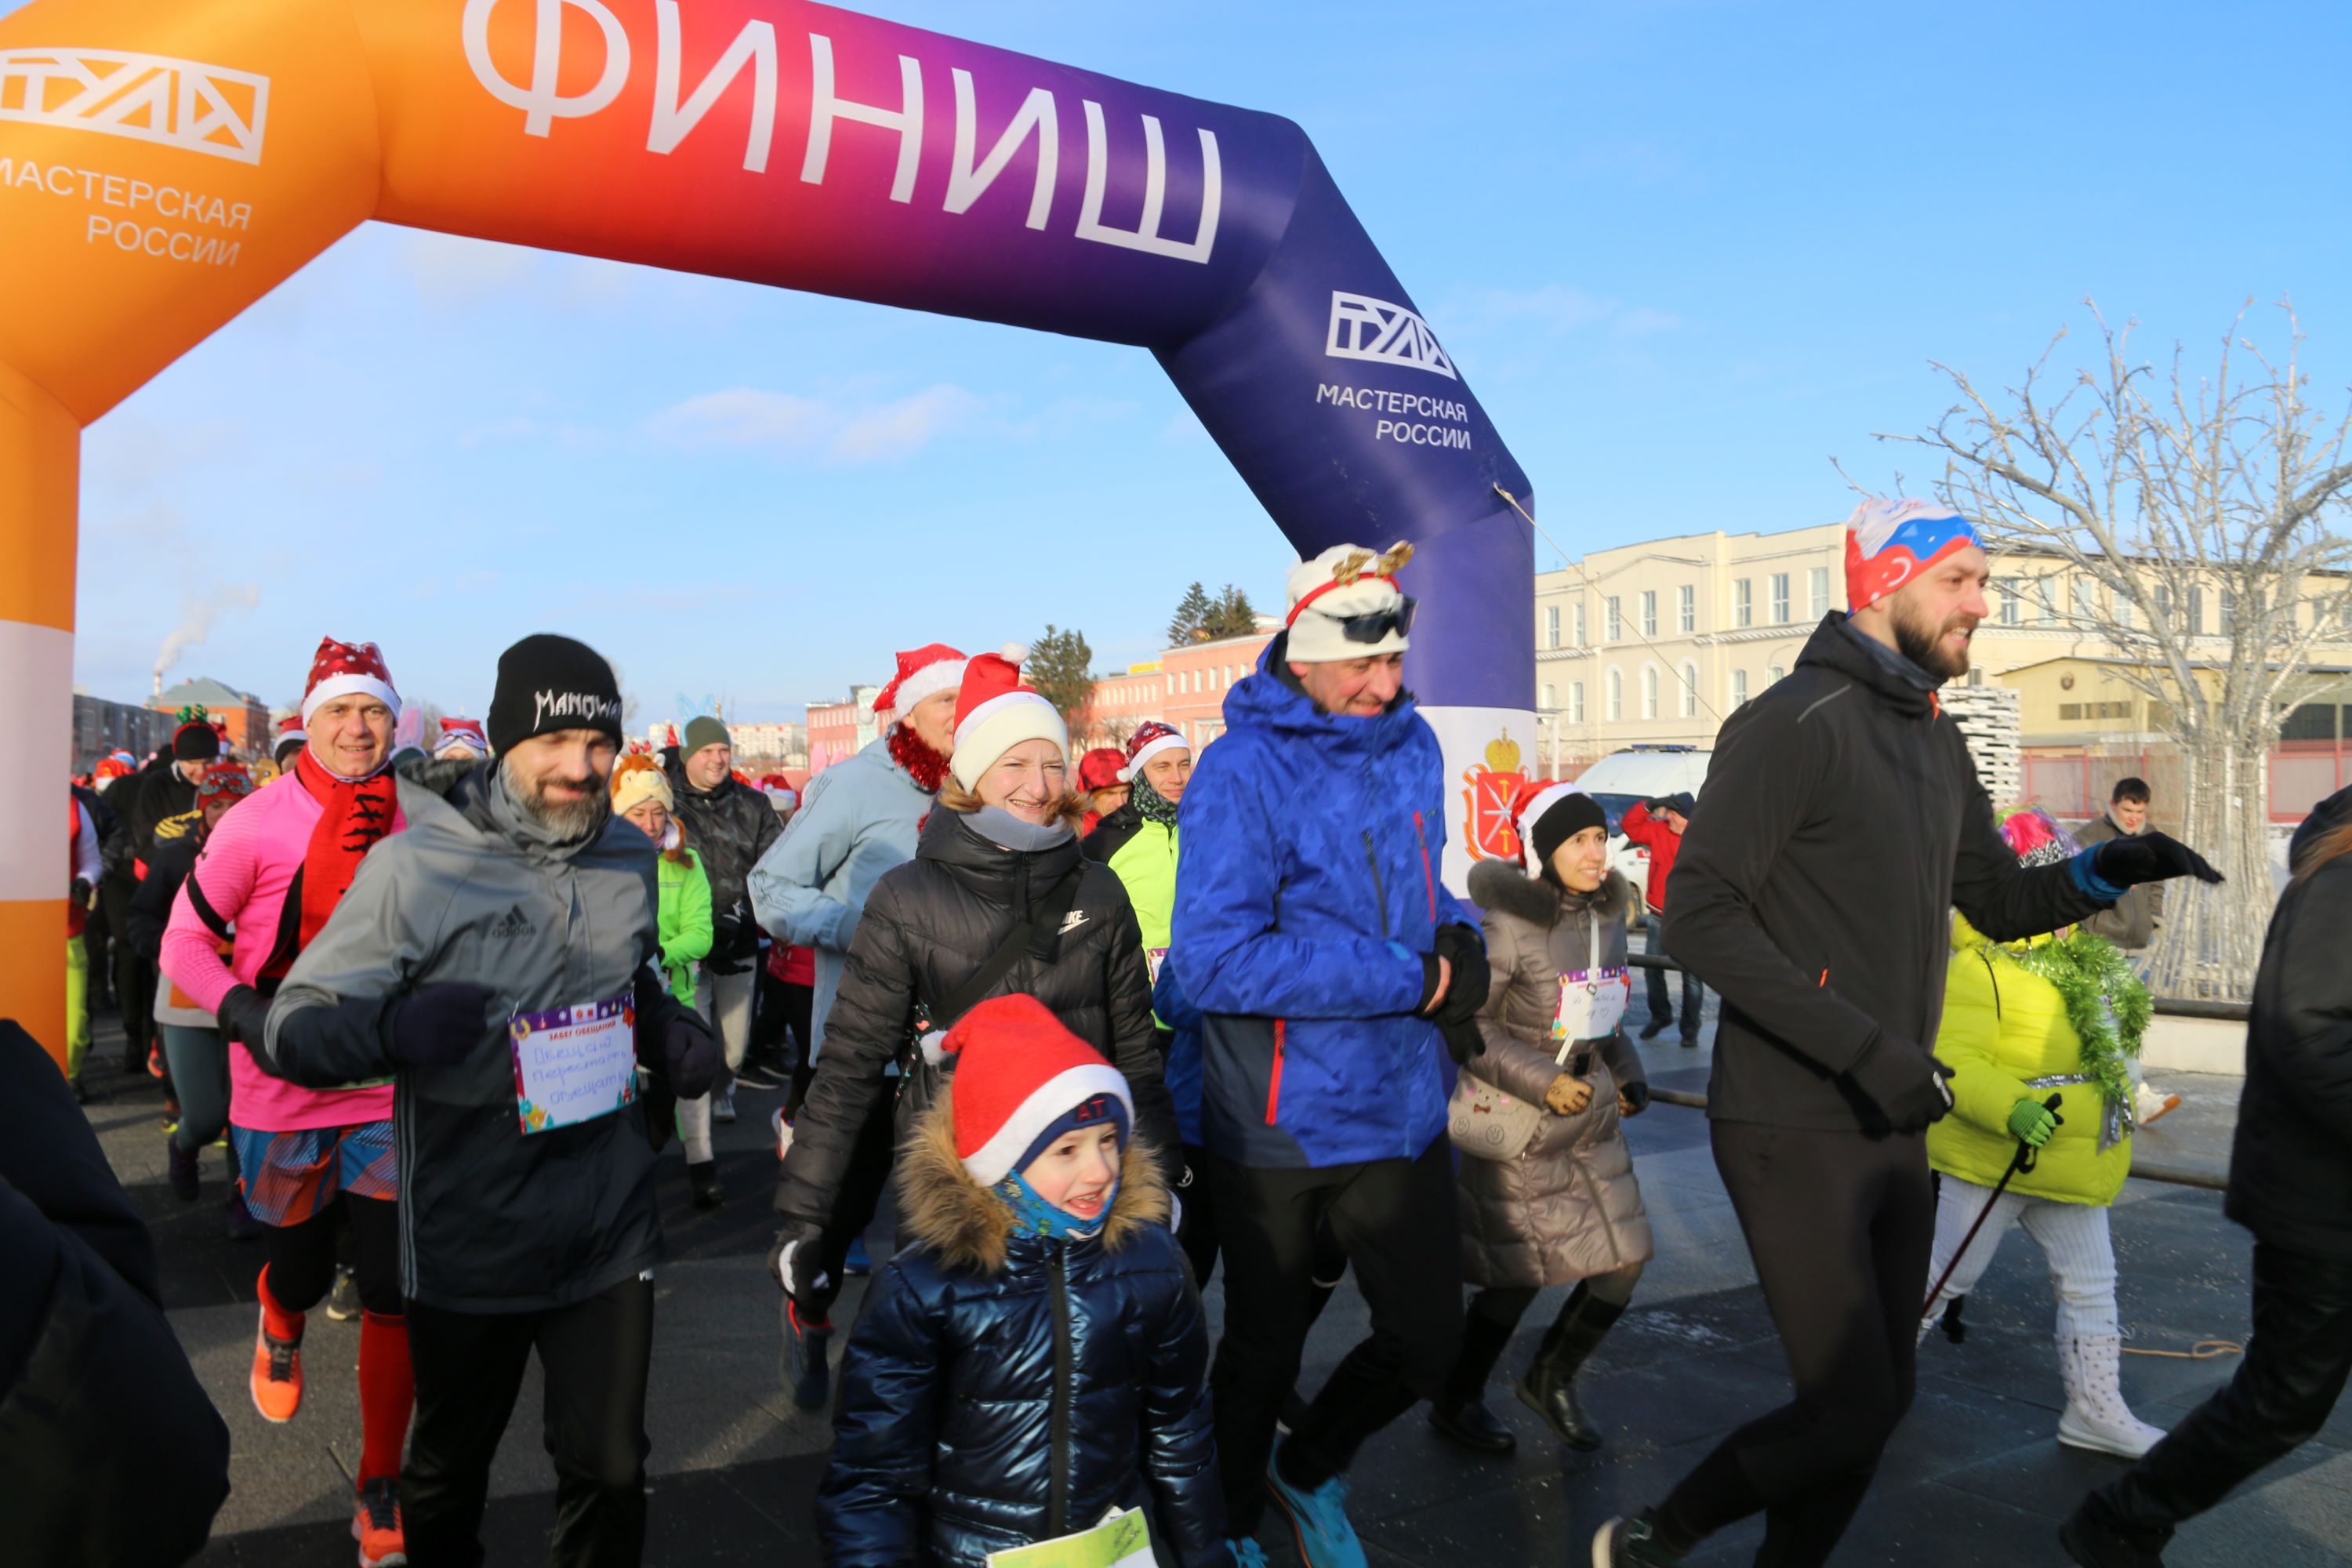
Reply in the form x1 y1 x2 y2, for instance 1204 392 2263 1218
357 1310 415 1486
257 1265 305 1343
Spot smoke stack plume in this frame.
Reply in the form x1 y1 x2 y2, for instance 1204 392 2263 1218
153 583 261 695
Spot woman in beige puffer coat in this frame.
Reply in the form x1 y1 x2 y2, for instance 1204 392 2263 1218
1430 785 1653 1457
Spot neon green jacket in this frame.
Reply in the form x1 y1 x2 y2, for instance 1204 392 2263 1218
658 846 714 1007
1928 915 2132 1206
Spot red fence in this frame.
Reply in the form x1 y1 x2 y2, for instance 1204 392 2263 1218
2022 743 2350 824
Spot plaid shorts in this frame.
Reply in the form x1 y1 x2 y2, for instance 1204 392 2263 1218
231 1120 398 1227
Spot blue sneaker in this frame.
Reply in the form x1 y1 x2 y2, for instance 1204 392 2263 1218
1265 1450 1367 1568
845 1236 872 1276
1227 1537 1270 1568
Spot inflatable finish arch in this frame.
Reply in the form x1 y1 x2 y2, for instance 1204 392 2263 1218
0 0 1535 1064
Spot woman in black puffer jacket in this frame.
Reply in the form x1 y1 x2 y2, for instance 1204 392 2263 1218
772 653 1178 1367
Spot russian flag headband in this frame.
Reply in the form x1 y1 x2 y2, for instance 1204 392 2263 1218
1844 499 1982 612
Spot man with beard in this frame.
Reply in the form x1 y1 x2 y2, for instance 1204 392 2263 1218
1592 501 2223 1568
252 633 718 1568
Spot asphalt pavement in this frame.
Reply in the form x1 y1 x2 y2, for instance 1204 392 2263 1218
74 1000 2350 1567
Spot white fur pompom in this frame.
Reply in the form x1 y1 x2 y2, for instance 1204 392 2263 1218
998 641 1030 664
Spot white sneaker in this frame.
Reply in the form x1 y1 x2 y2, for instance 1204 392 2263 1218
2057 1334 2167 1458
2134 1082 2183 1127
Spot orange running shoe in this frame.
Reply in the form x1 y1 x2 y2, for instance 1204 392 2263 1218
249 1307 304 1423
148 1040 165 1079
352 1476 407 1567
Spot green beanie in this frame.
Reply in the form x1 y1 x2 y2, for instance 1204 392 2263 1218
682 715 731 758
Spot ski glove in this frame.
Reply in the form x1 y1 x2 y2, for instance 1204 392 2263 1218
1430 923 1491 1023
1846 1033 1956 1134
1441 1017 1487 1065
768 1226 832 1307
659 1009 720 1102
2089 829 2222 891
215 984 270 1049
389 983 499 1069
2006 1097 2062 1149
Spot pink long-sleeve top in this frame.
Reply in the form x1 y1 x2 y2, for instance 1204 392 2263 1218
161 774 405 1132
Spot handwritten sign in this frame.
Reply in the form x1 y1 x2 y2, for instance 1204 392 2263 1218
510 994 637 1134
1552 966 1631 1046
985 1507 1153 1568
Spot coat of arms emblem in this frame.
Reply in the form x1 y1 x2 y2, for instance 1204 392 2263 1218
1461 732 1528 862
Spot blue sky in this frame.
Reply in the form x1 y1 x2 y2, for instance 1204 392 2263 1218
22 0 2350 724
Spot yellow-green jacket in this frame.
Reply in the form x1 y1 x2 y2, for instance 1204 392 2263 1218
1928 915 2132 1206
659 845 714 1007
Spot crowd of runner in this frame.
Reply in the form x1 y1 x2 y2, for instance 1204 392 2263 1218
16 499 2352 1568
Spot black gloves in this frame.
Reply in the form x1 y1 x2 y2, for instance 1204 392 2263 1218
1441 1018 1486 1065
389 983 499 1069
661 1009 720 1101
1427 923 1490 1021
215 984 270 1049
1846 1033 1955 1134
1618 1080 1651 1116
69 877 91 907
769 1224 832 1308
2092 829 2222 890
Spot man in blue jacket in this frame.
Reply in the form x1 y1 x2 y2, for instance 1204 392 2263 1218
1171 541 1488 1568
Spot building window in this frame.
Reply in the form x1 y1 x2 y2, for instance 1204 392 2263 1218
1641 590 1657 638
1541 682 1555 710
2036 577 2059 624
2188 585 2205 635
1606 597 1623 641
1642 666 1659 720
2221 590 2237 638
1734 578 1753 629
1607 668 1623 721
2071 577 2096 626
2153 584 2172 628
1731 669 1748 707
1999 585 2020 626
1545 604 1561 648
1770 573 1791 625
1569 681 1585 724
1768 663 1785 685
1809 566 1829 619
2116 590 2134 630
1679 661 1698 718
1679 583 1696 634
1573 603 1587 646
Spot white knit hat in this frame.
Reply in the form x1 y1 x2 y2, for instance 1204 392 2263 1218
949 644 1069 790
1284 542 1414 662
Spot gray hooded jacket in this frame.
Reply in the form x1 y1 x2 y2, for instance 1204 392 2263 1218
260 761 691 1312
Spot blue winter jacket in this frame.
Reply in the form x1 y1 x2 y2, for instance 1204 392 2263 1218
820 1096 1223 1568
1151 960 1206 1149
1169 644 1475 1167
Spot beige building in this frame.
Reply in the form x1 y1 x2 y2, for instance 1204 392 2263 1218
1528 522 2352 776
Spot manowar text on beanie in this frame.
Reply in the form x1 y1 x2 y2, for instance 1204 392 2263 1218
487 633 626 754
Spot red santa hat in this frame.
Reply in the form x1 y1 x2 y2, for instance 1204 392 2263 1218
300 637 401 726
1511 777 1604 872
873 643 969 717
945 995 1133 1188
949 644 1066 791
436 717 490 757
1120 720 1189 782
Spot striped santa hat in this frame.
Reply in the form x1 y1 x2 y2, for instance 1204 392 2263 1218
945 995 1133 1187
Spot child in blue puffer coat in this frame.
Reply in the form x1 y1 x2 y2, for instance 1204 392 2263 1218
819 994 1227 1568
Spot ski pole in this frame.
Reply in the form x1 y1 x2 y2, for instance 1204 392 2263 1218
1921 1091 2063 1320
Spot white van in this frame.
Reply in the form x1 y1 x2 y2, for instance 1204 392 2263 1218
1573 745 1714 902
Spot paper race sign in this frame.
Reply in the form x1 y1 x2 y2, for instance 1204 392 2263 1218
510 994 637 1134
985 1507 1153 1568
1145 946 1169 983
1551 966 1630 1046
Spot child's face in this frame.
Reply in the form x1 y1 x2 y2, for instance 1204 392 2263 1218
1021 1124 1123 1221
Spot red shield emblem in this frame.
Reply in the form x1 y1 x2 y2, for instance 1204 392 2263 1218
1461 733 1527 863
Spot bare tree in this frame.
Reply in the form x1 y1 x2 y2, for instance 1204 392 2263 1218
1882 299 2352 997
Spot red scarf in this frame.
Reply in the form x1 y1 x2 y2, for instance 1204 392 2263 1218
887 723 950 795
293 747 398 951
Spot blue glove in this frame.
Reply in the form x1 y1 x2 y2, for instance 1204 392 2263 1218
390 983 498 1068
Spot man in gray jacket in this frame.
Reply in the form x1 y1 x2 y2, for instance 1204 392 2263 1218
252 633 717 1568
2075 778 2159 950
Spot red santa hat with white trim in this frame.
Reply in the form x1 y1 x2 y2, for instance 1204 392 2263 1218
1120 720 1189 782
873 643 969 717
946 994 1134 1187
436 717 490 757
1511 776 1607 873
949 644 1067 791
300 637 401 726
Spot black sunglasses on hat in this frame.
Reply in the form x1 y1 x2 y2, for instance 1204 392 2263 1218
1330 597 1417 643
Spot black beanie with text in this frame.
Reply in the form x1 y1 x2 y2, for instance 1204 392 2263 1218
488 634 624 755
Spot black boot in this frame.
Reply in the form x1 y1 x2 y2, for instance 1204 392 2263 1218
1516 1283 1625 1450
1428 1311 1518 1454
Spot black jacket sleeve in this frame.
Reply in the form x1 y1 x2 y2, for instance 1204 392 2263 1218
773 875 921 1233
125 837 193 962
1946 734 2107 942
2259 860 2352 1143
1664 694 1889 1076
0 1023 230 1564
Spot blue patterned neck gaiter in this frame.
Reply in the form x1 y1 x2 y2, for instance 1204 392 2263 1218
993 1171 1121 1242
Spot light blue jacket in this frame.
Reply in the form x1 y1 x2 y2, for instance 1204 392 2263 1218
747 733 933 1060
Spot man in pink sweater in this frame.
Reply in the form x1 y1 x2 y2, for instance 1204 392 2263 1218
162 636 414 1568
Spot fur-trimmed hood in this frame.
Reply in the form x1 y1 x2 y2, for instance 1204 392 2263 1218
1467 858 1632 929
897 1083 1173 1275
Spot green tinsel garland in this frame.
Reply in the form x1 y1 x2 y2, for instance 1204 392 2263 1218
2002 931 2153 1114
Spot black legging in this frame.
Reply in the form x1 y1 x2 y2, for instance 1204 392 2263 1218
1655 1121 1934 1566
267 1195 402 1318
